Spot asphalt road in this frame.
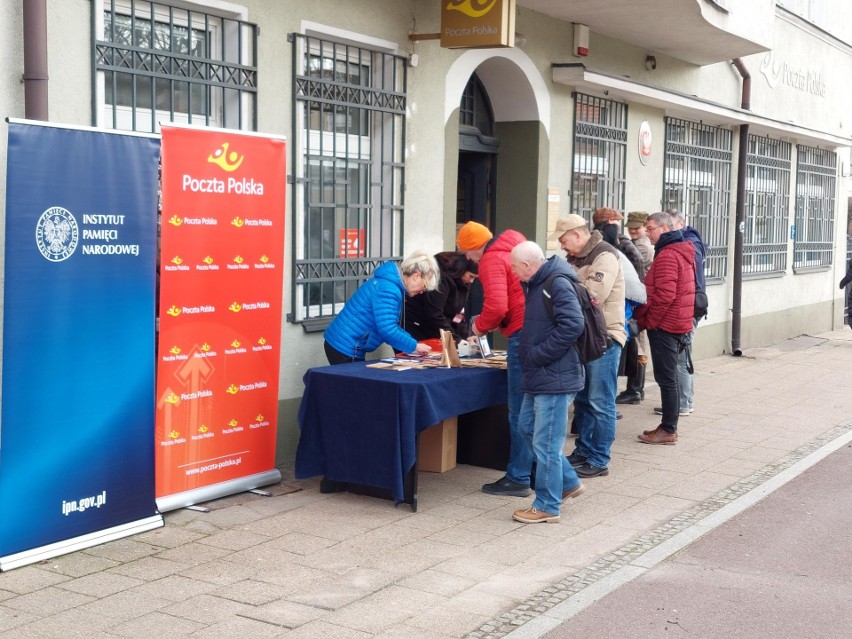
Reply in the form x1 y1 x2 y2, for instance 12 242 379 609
544 442 852 639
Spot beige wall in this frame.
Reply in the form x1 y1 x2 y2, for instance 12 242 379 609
2 0 851 464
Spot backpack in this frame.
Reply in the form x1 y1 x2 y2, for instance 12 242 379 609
692 260 708 321
542 273 608 363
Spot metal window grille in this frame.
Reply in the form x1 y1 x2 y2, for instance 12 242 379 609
663 117 733 281
94 0 258 132
793 145 836 270
570 93 627 221
290 34 407 325
743 135 791 275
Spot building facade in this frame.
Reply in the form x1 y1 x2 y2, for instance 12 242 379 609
2 0 850 465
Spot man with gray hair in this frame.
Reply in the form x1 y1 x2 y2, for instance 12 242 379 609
652 209 707 417
508 241 585 523
634 212 696 444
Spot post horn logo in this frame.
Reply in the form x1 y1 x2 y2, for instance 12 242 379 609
446 0 498 18
208 143 244 172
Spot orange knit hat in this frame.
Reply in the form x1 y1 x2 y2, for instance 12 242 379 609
456 221 493 251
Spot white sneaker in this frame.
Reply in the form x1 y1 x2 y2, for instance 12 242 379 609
653 406 691 416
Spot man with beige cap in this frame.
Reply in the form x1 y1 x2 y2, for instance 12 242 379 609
549 214 626 478
617 211 654 405
456 221 532 497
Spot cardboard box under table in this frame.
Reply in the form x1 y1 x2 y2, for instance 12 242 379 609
295 362 508 510
418 416 457 473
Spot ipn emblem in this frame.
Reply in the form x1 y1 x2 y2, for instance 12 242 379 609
36 206 79 262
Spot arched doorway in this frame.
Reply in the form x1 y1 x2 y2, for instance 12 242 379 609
445 49 551 244
457 74 499 230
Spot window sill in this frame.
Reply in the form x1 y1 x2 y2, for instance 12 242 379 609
792 265 832 275
297 317 332 333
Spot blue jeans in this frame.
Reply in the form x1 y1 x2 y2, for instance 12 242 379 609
572 342 622 469
504 331 534 485
519 392 581 515
676 321 697 410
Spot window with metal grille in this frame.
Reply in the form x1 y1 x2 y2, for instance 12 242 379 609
570 93 627 221
663 117 733 282
743 135 791 276
290 33 407 327
793 145 836 270
94 0 258 132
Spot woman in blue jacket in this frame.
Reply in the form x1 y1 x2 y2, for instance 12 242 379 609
323 250 440 364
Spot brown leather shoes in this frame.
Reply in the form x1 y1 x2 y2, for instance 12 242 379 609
638 426 677 445
562 483 585 501
513 507 561 524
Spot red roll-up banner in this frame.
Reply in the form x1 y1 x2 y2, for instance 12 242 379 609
156 126 286 510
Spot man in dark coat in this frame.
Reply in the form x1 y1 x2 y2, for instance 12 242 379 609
508 241 585 523
634 212 696 445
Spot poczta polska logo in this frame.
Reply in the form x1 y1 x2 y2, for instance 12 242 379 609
36 206 80 262
180 141 264 195
446 0 498 18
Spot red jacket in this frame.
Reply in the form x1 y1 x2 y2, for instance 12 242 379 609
474 230 526 337
635 232 695 335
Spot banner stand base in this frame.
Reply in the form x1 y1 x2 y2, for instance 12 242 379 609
156 469 282 513
0 515 164 572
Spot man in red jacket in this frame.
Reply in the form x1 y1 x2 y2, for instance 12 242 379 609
633 212 695 445
457 221 531 496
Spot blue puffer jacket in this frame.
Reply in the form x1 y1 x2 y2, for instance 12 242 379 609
519 256 586 394
324 261 417 358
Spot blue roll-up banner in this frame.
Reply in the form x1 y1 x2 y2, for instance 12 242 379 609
0 120 163 570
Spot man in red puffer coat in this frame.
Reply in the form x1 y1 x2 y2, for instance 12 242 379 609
633 211 695 445
456 221 530 496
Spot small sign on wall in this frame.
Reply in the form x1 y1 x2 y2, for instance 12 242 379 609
441 0 516 49
339 228 366 258
638 120 652 166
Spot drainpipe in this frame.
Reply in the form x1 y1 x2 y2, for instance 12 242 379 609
730 58 750 357
23 0 49 120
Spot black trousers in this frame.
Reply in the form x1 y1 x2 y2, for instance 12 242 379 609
647 329 683 433
324 340 364 366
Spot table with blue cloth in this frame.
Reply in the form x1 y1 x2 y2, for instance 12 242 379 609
295 361 508 510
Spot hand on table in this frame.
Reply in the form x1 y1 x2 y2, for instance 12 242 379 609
413 343 433 356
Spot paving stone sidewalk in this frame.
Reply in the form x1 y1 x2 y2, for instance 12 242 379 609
1 330 850 639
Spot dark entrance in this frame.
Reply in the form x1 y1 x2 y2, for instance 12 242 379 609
456 74 498 321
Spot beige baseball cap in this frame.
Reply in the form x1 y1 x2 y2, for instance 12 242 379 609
547 214 588 241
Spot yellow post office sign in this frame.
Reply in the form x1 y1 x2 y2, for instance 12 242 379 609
440 0 516 49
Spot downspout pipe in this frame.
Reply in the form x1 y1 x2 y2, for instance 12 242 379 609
730 58 750 357
23 0 49 120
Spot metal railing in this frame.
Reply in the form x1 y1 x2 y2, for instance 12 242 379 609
570 93 627 221
94 0 257 132
290 34 407 324
663 117 733 282
793 145 836 271
743 135 791 276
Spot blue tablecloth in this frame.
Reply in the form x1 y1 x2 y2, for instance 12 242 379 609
295 362 508 502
